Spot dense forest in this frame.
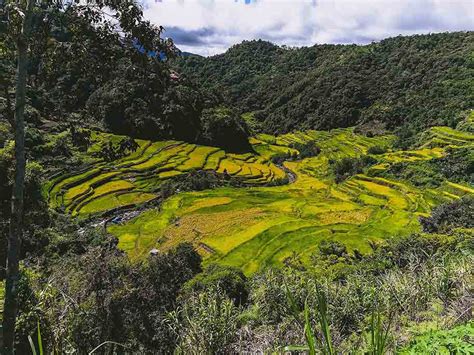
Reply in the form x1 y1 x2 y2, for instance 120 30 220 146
175 33 474 145
0 0 473 353
0 0 250 151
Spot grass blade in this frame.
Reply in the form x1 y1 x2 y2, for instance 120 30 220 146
285 283 303 327
316 286 333 355
37 321 43 355
28 335 37 355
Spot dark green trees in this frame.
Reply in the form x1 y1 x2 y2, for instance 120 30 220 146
176 32 474 138
199 107 251 152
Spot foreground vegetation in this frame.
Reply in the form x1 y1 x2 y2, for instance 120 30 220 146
13 218 474 353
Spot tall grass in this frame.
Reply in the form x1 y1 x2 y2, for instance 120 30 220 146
285 284 334 355
369 308 392 355
28 321 43 355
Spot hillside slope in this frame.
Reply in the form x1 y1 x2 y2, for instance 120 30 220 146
43 118 474 264
175 32 474 139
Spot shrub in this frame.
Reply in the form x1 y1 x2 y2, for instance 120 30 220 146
332 156 377 183
367 146 387 155
399 323 474 354
291 141 321 159
318 240 348 258
184 264 249 305
420 196 474 233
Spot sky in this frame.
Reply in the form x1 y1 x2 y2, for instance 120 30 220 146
142 0 474 56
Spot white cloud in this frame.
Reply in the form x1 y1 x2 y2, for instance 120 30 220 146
142 0 474 56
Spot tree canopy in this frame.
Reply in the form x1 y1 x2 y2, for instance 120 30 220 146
175 33 474 141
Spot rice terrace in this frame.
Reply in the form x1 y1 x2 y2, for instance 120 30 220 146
47 118 474 273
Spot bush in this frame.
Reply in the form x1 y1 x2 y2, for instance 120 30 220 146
23 242 203 353
318 240 348 258
399 323 474 354
419 196 474 233
367 146 387 155
199 107 251 152
291 141 321 159
332 156 377 183
184 264 249 305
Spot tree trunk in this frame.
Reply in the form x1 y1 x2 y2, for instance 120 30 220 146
2 0 34 353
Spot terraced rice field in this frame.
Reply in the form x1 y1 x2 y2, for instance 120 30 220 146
108 127 474 270
47 123 474 273
47 136 289 216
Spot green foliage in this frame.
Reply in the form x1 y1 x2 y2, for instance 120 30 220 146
176 33 474 140
170 287 239 354
291 140 321 159
331 155 377 182
28 322 43 355
318 240 348 258
369 309 392 355
367 146 387 155
420 196 474 233
399 323 474 354
18 242 202 353
199 107 251 152
184 264 249 305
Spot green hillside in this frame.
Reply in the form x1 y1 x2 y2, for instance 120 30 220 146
46 119 473 267
175 32 474 139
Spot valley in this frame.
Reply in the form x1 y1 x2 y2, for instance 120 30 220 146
47 121 474 273
1 5 472 349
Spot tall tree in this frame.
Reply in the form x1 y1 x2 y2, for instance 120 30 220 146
2 0 34 352
1 1 175 351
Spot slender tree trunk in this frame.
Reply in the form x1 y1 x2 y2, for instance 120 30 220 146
2 0 34 353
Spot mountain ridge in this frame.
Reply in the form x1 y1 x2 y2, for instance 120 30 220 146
174 32 474 144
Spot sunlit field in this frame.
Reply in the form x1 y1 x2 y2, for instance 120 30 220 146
44 122 473 272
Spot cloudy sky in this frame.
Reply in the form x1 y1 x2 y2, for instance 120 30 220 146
142 0 474 56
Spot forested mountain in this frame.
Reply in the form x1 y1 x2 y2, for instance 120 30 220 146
175 32 474 142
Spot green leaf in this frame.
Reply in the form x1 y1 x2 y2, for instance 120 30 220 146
28 335 37 355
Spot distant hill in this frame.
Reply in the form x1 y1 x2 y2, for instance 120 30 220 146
174 32 474 142
179 51 201 58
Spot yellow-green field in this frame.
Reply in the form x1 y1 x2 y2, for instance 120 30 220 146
48 124 474 274
106 127 473 272
46 136 289 216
